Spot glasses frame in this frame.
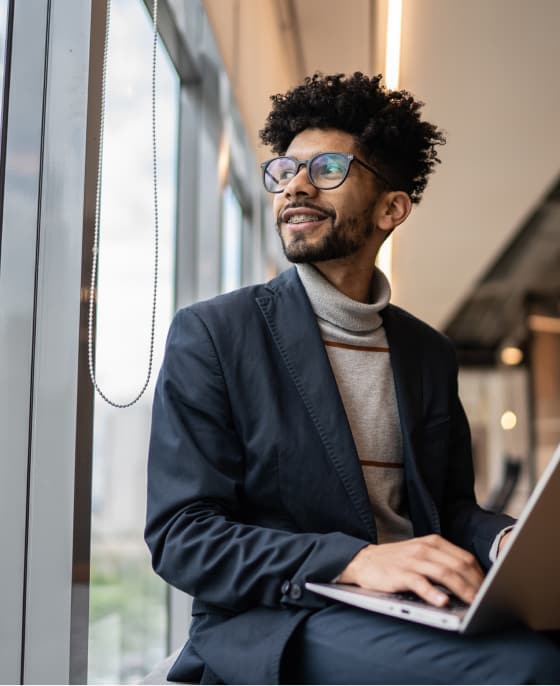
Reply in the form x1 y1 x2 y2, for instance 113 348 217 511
260 152 390 193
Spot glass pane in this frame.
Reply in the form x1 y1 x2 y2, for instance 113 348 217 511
87 0 179 682
221 184 243 293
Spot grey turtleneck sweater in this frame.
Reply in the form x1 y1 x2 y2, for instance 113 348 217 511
296 263 414 544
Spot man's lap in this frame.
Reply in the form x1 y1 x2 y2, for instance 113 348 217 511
283 603 560 684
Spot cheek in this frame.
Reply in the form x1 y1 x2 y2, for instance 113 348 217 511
346 193 375 222
330 186 359 216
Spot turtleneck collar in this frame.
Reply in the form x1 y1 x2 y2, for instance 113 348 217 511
295 263 391 334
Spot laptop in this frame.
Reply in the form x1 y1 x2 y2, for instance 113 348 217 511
306 442 560 634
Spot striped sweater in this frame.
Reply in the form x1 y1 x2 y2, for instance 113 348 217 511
296 263 413 544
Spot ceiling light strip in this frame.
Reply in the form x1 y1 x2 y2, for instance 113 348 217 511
385 0 402 90
377 0 403 283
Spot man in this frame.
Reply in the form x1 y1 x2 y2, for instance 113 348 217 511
146 73 560 684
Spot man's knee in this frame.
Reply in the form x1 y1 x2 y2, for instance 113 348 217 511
471 629 560 684
513 633 560 683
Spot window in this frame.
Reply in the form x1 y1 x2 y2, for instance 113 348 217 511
0 0 271 681
87 0 179 682
220 183 243 293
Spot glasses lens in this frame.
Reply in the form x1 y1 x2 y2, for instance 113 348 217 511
309 153 349 189
263 157 298 192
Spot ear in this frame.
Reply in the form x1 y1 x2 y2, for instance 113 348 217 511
376 191 412 232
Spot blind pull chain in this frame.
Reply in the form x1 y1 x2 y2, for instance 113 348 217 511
88 0 160 408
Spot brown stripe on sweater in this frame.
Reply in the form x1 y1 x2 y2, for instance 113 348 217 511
360 460 404 469
324 340 390 353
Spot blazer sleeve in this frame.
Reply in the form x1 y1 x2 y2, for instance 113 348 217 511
145 307 368 612
440 343 516 570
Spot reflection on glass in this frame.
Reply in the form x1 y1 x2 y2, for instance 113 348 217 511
0 0 8 139
221 184 243 293
88 0 179 682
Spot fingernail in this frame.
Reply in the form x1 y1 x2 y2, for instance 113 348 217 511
432 591 447 606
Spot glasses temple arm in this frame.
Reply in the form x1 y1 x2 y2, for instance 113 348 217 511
264 168 280 185
354 157 391 188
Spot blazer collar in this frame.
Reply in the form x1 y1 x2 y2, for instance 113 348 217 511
256 267 377 539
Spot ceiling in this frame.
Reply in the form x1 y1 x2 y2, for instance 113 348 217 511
276 0 377 80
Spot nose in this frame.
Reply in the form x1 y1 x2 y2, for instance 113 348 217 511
283 163 317 199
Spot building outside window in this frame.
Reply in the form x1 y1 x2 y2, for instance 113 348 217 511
87 0 179 682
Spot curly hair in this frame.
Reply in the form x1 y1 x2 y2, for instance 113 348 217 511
259 72 446 204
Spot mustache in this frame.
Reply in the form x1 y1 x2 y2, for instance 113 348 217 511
278 201 335 224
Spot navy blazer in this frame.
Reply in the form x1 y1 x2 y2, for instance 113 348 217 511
145 267 514 684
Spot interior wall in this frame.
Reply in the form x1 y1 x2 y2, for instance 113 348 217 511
393 0 560 327
203 0 297 160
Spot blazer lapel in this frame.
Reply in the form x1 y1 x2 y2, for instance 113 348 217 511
382 306 441 535
256 268 377 540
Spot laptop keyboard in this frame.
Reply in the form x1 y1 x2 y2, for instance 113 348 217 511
394 590 469 611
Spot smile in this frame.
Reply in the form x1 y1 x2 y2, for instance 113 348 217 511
286 214 325 224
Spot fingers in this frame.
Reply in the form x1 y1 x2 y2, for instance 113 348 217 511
416 539 484 603
413 558 478 604
404 573 450 607
341 535 485 608
409 536 483 604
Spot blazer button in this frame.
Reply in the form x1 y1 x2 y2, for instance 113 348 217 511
289 583 302 600
281 580 291 595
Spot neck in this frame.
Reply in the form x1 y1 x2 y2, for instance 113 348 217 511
311 260 377 303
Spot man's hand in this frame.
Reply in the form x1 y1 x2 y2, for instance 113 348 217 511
337 535 484 607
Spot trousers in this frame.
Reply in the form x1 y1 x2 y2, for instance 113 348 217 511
283 604 560 684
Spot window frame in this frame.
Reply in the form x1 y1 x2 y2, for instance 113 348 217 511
0 0 271 681
0 1 94 682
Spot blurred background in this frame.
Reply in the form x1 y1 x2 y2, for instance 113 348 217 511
1 0 559 683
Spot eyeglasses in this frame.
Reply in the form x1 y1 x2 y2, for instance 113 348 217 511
260 152 390 194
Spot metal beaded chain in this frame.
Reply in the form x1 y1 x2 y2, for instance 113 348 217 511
88 0 160 408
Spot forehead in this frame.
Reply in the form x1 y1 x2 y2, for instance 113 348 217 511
285 128 359 157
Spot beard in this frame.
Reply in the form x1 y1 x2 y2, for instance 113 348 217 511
277 206 375 264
